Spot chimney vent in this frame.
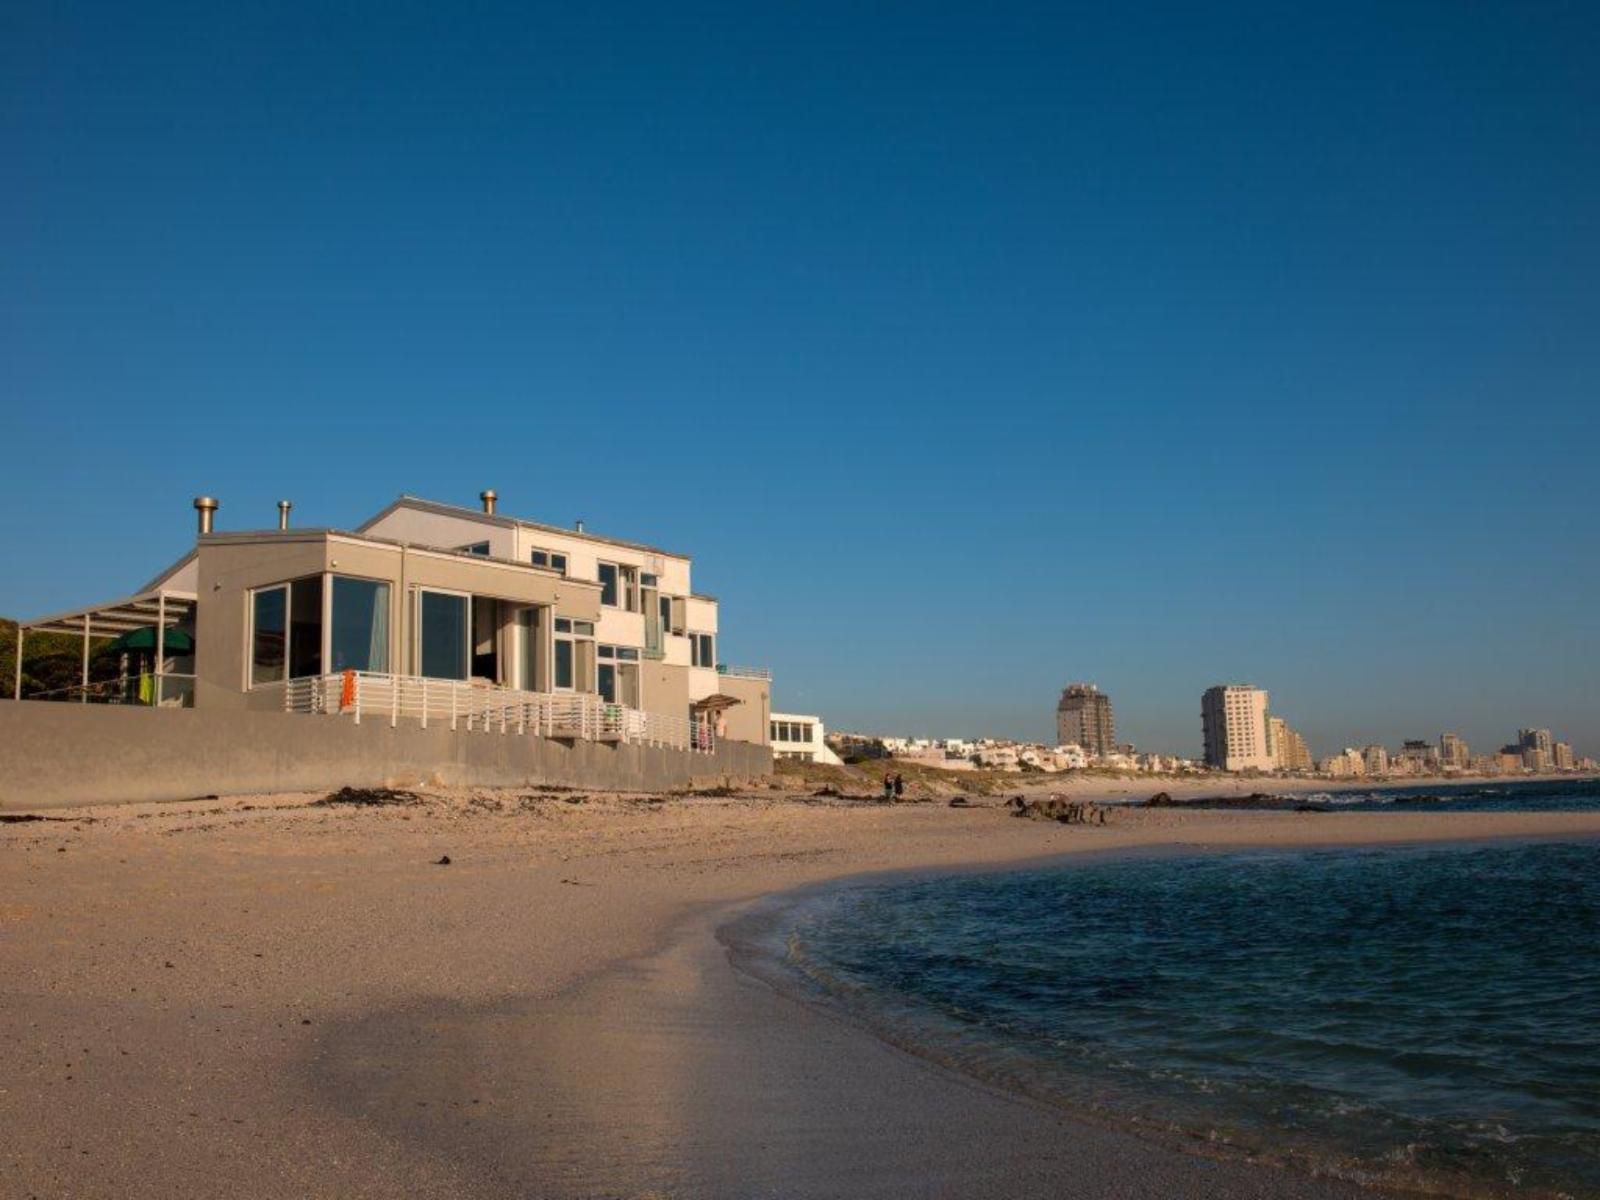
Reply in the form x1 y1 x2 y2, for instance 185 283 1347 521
479 489 498 515
193 496 219 535
277 500 292 530
575 518 585 533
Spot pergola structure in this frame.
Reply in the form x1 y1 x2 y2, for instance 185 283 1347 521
12 588 198 702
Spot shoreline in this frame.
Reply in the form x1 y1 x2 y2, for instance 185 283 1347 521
5 789 1600 1196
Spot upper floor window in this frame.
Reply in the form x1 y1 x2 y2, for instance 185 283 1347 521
458 542 490 556
531 548 568 574
598 562 641 612
690 632 715 668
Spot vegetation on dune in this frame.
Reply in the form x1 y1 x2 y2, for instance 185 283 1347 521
0 617 120 700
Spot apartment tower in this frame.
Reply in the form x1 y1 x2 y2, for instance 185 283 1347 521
1201 685 1275 772
1056 683 1115 756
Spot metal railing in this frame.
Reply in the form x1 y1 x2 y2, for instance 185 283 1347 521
282 671 714 753
717 664 772 681
19 674 196 708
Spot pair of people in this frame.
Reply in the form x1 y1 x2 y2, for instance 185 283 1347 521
882 772 905 801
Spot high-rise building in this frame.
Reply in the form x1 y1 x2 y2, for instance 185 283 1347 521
1399 739 1440 770
1056 683 1115 757
1268 715 1314 772
1519 728 1554 757
1439 733 1469 770
1361 744 1389 776
1201 685 1274 772
1553 742 1575 771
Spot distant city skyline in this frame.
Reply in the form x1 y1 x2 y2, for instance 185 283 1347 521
3 3 1598 754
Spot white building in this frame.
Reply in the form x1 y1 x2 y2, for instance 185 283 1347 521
1201 685 1275 772
769 713 842 764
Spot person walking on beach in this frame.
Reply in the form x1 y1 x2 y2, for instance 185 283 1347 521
883 772 894 802
893 773 905 801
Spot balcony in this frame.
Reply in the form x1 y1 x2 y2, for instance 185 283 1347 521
281 671 715 753
717 664 771 681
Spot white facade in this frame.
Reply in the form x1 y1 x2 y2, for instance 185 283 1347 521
770 712 841 764
1201 685 1275 772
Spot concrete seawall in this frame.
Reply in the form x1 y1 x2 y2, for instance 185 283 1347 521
0 701 772 810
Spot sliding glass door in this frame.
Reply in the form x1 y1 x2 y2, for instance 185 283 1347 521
418 590 469 680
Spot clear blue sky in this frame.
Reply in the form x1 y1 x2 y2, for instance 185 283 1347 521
4 2 1597 758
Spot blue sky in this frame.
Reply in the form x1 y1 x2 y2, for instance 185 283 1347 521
4 2 1597 757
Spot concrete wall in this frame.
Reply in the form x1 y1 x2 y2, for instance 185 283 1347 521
717 673 772 747
0 701 772 811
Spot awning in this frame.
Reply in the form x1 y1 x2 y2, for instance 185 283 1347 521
691 693 744 712
20 589 198 637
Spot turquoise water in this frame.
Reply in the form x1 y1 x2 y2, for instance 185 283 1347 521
778 841 1600 1197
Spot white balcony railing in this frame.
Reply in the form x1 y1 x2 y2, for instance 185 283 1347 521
717 664 772 681
282 671 714 754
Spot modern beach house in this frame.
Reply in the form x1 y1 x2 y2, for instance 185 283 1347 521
10 493 772 764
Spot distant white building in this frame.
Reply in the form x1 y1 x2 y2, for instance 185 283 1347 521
769 713 842 764
1052 744 1089 770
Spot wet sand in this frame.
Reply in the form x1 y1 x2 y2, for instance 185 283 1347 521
5 784 1599 1198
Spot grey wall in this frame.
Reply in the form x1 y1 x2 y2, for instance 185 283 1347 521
0 701 772 811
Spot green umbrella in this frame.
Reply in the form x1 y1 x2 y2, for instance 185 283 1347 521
106 626 194 655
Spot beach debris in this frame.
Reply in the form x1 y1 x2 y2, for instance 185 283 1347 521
949 797 971 808
0 813 76 824
312 786 422 808
812 785 843 798
562 794 588 805
434 855 452 866
1011 796 1108 825
1146 791 1176 806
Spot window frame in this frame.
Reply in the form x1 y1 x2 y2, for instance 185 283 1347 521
414 586 472 682
248 584 290 687
530 548 568 575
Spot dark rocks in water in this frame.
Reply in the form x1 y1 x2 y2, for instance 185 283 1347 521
1392 794 1444 805
312 786 421 808
1144 790 1326 813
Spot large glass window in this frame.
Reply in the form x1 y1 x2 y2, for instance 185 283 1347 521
598 562 619 606
290 575 323 679
419 591 468 680
531 549 568 574
251 587 287 685
554 638 574 689
330 577 390 673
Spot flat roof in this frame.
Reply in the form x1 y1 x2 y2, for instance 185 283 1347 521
197 528 599 587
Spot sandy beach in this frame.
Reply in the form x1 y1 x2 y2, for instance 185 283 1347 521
5 777 1600 1199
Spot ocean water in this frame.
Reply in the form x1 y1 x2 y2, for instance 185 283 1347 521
1283 778 1600 814
774 841 1600 1198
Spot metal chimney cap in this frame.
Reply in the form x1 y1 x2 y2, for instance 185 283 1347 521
575 518 585 533
276 499 293 530
193 495 219 535
193 496 219 512
479 489 498 515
